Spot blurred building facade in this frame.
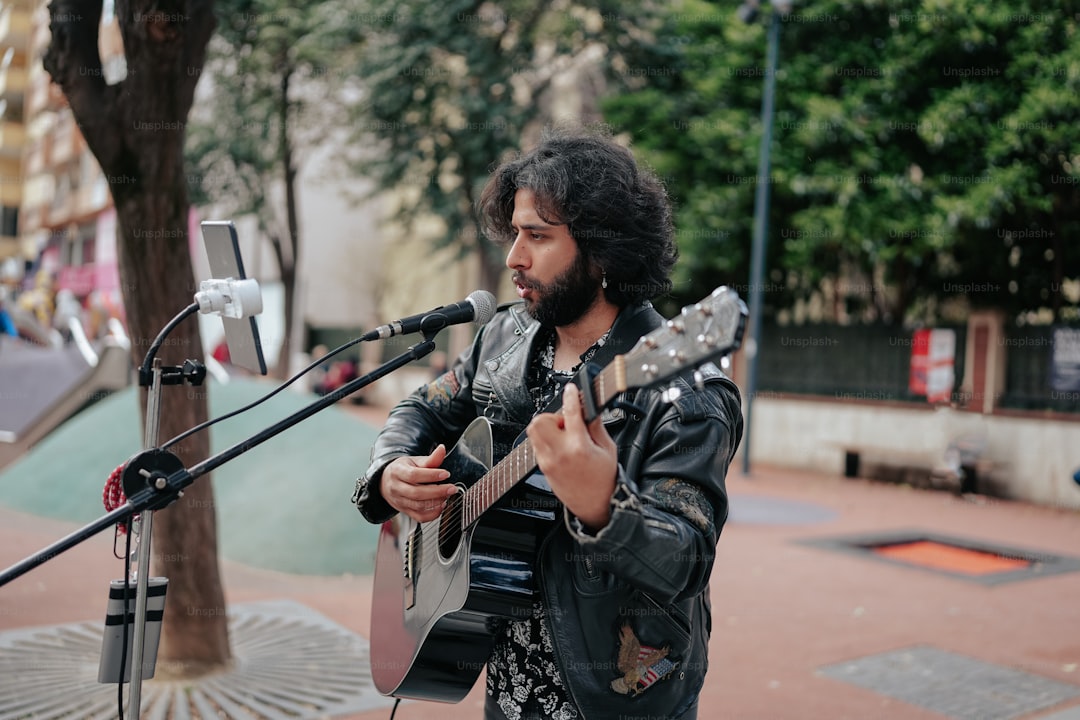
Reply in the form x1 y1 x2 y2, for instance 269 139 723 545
13 0 122 323
0 0 30 262
8 2 387 359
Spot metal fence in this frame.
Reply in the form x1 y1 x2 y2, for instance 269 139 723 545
756 323 966 403
757 320 1079 414
999 324 1080 413
306 319 1079 415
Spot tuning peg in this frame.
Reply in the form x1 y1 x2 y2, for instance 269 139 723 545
720 356 731 370
693 370 705 391
666 318 686 334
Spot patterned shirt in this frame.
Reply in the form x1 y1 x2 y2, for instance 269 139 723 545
485 326 610 720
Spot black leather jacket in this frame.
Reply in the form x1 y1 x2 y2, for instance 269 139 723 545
355 301 743 719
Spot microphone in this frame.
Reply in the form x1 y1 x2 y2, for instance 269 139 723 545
361 290 498 340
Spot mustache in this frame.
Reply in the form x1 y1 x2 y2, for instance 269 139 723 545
512 272 542 290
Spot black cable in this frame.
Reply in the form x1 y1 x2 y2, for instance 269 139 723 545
139 302 201 381
160 336 367 452
389 697 400 719
118 517 132 720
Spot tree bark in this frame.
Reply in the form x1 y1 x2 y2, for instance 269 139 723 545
477 239 505 297
44 0 230 676
462 180 504 294
1051 204 1064 323
279 63 299 379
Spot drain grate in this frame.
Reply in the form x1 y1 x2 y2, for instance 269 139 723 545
0 599 396 719
800 530 1080 585
820 645 1080 720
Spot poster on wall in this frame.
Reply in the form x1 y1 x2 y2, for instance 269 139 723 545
1050 327 1080 393
909 328 956 403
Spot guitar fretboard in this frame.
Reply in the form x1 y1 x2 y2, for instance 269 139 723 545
460 356 627 528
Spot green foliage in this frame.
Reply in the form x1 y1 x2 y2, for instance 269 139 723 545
185 0 363 238
346 0 672 289
604 0 1080 323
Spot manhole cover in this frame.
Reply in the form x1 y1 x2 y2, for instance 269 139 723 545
821 645 1080 719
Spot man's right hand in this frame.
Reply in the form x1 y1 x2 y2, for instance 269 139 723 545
380 444 458 523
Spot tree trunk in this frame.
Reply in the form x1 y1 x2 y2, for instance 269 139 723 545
463 180 503 295
44 0 230 677
1051 207 1064 323
477 238 505 297
279 65 300 379
114 195 231 678
891 255 911 325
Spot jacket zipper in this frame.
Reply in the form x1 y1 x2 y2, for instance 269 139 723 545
582 553 597 579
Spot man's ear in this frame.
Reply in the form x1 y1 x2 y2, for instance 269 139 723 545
585 255 604 281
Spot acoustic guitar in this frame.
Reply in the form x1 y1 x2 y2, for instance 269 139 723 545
369 286 747 701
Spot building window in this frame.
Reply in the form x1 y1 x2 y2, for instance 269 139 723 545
77 222 96 266
0 205 17 237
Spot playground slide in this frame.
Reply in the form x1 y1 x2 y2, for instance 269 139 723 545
0 320 132 471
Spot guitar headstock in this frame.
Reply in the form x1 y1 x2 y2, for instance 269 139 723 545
621 286 748 392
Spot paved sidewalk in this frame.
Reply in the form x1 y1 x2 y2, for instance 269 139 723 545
2 438 1080 718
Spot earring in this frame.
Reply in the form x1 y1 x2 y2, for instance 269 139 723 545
602 270 608 289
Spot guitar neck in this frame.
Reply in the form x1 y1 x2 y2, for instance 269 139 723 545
461 357 627 527
461 438 537 528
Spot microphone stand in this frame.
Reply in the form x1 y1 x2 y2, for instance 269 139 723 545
0 312 440 715
126 355 163 716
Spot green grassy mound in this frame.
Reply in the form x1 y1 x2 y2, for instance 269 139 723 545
0 378 383 576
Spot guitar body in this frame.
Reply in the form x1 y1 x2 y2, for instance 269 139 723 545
369 417 557 701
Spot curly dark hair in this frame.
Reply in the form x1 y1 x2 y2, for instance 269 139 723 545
478 126 678 306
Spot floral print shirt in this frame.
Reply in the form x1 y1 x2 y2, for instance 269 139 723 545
485 326 610 719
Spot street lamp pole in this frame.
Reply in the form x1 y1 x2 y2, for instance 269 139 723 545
741 2 785 475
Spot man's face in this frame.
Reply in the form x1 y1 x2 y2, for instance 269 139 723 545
507 188 601 328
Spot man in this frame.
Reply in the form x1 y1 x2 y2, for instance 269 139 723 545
354 127 742 719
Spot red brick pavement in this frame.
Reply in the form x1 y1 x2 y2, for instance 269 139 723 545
2 402 1080 719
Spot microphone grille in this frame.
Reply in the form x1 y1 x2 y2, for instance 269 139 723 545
467 290 498 326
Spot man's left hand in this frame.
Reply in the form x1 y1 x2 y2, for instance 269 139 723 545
527 383 618 531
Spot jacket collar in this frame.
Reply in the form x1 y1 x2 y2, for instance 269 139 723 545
485 302 664 425
509 300 663 367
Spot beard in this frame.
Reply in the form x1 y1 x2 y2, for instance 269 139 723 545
513 251 601 328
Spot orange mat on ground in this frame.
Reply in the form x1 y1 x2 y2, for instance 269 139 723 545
872 540 1031 576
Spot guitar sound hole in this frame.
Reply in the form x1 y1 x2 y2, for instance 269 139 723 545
437 496 464 560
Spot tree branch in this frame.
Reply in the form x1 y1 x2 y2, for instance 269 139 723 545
42 1 118 168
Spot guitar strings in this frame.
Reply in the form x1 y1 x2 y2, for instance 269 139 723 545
407 355 644 576
409 439 537 575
